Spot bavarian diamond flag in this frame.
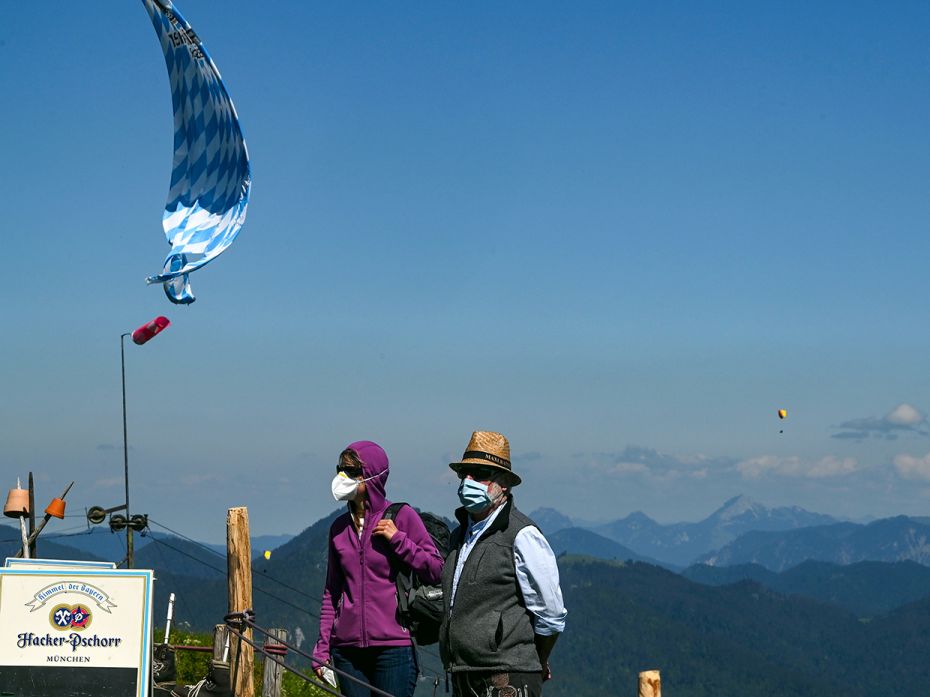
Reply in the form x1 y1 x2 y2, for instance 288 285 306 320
142 0 251 304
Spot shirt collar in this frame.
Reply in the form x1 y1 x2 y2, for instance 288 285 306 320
467 502 506 539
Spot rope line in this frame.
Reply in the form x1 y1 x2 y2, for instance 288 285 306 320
0 524 95 544
145 535 322 621
146 535 198 630
148 517 323 604
228 610 407 697
147 518 226 559
238 610 430 697
224 615 346 697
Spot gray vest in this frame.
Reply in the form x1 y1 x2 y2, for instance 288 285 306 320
440 498 542 673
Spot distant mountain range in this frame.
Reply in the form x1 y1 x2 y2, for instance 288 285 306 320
531 507 575 535
7 497 928 579
530 495 839 566
697 516 930 571
591 495 838 566
547 527 680 570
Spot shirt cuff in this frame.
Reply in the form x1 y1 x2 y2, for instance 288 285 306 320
532 613 566 636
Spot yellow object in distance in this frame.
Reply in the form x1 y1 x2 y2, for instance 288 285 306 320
263 550 272 560
777 409 787 419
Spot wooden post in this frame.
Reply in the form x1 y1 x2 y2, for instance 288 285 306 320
638 670 661 697
213 624 230 663
261 628 288 697
228 507 254 697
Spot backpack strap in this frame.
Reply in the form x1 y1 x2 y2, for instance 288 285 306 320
382 502 407 522
381 502 415 620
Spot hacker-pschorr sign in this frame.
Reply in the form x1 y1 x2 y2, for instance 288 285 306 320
0 562 153 697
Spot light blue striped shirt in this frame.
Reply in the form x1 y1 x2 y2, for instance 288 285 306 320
450 504 567 636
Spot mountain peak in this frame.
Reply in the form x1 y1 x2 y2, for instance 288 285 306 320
623 510 657 524
529 507 574 535
713 495 762 521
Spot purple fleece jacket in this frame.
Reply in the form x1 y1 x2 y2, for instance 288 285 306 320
313 441 444 664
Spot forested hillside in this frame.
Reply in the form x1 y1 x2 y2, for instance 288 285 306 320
548 558 930 697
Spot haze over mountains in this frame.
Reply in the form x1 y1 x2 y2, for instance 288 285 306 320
697 516 930 570
6 494 930 578
533 495 841 566
6 494 930 579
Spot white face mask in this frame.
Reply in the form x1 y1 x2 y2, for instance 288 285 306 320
331 472 360 501
330 470 387 502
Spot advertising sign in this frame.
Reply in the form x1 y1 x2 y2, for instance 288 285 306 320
0 566 153 697
5 558 117 570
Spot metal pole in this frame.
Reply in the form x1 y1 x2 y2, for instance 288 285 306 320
28 472 36 558
121 332 134 569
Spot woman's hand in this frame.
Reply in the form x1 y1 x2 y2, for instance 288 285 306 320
372 519 398 541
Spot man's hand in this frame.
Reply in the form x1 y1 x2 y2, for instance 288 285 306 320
372 519 398 541
535 633 559 683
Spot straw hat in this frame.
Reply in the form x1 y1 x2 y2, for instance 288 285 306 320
449 431 521 486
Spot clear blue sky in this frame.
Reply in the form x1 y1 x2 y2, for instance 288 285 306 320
3 1 930 542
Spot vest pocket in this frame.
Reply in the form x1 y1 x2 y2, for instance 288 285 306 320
490 611 503 652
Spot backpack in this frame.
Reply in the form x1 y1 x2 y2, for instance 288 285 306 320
382 502 450 645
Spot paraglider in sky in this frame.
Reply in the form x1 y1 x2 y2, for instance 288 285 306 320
778 408 787 433
141 0 251 304
263 550 271 560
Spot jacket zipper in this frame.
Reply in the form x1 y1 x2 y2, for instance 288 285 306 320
359 517 367 647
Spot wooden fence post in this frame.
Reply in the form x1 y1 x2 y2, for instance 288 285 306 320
213 624 230 663
228 506 254 697
261 628 288 697
639 670 661 697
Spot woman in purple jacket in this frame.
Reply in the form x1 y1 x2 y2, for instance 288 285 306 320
313 440 443 697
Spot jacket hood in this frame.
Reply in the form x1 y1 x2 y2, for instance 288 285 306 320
347 440 389 512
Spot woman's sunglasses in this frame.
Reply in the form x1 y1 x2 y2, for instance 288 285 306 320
336 465 364 478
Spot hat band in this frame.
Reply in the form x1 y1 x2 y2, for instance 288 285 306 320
462 450 511 468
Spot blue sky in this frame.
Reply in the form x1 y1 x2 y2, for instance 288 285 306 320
3 1 930 542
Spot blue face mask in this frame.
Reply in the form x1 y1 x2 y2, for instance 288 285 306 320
458 478 494 513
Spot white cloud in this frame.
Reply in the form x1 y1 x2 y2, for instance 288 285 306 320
608 461 650 475
893 453 930 481
591 446 733 480
833 403 926 440
737 454 859 479
807 455 859 478
886 403 924 426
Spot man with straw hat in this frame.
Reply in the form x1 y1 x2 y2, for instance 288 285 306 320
440 431 566 697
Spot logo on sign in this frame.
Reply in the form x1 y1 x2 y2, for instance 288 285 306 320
49 604 93 632
25 582 117 614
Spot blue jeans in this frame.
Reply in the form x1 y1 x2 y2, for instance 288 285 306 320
332 645 418 697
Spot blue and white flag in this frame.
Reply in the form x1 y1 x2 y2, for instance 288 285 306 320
141 0 251 304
